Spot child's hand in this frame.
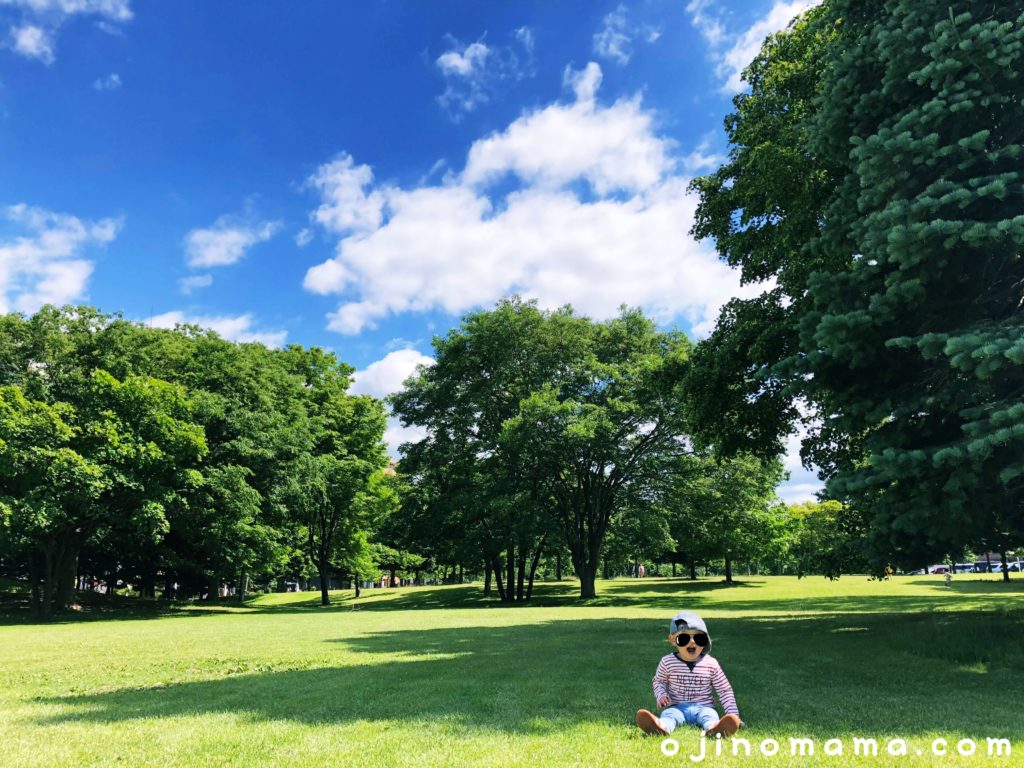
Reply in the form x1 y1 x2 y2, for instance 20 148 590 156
657 696 672 708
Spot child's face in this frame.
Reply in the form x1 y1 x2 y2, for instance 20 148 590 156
670 631 705 662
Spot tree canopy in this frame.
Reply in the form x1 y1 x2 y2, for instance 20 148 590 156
688 0 1024 570
0 305 389 617
393 298 702 599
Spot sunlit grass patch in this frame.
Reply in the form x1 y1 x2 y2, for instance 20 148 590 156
1 576 1021 767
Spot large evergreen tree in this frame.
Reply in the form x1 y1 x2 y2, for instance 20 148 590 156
801 0 1024 566
689 0 1024 569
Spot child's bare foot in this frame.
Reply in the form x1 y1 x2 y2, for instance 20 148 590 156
705 714 741 739
635 709 669 735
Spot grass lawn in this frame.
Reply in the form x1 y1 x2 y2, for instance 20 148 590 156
1 575 1022 767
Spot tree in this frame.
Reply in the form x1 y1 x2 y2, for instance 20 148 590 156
0 307 310 600
392 299 570 602
279 347 388 606
686 4 841 461
787 500 869 579
669 453 786 583
0 371 206 618
688 1 1024 570
602 491 674 578
394 299 694 600
0 387 104 617
797 0 1024 569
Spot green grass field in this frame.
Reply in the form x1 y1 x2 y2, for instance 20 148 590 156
2 575 1022 767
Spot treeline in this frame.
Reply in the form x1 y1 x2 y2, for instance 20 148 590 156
0 306 405 619
388 299 796 601
386 300 870 597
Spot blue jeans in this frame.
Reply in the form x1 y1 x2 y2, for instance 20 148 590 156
658 702 720 733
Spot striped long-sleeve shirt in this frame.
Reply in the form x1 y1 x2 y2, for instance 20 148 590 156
652 653 740 716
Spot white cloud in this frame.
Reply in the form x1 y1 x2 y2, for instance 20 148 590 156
184 217 280 268
92 72 121 90
682 133 726 173
592 4 661 66
303 63 762 337
147 310 287 348
1 1 132 21
350 348 434 400
686 0 727 48
720 0 819 93
307 154 385 236
512 26 534 54
776 407 824 504
350 348 435 458
177 274 212 294
775 480 822 505
435 28 535 119
686 0 820 93
295 228 313 247
2 0 132 63
463 63 670 195
437 41 490 78
562 60 602 105
10 24 53 62
593 6 631 64
0 203 120 314
383 419 427 459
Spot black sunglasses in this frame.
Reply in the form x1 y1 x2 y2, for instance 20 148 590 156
675 632 709 648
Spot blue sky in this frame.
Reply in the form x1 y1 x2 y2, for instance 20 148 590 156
0 0 821 501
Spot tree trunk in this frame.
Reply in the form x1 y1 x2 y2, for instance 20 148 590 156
689 561 697 580
37 544 59 620
526 541 545 601
483 561 492 596
238 572 249 603
458 564 464 584
1001 551 1010 583
516 551 526 602
354 572 361 598
556 553 562 581
579 562 598 599
140 567 156 599
506 544 515 603
318 557 331 606
29 552 44 620
54 543 79 611
389 568 397 587
724 556 734 584
492 555 507 602
672 561 676 577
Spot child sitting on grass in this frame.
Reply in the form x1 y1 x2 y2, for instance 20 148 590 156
635 611 742 739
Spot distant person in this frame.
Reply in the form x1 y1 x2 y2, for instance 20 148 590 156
885 564 894 580
635 611 742 740
638 564 646 578
944 570 953 587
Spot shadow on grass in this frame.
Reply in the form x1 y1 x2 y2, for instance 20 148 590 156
915 577 1024 595
32 610 1024 737
239 578 1019 618
4 574 1020 626
0 590 202 626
